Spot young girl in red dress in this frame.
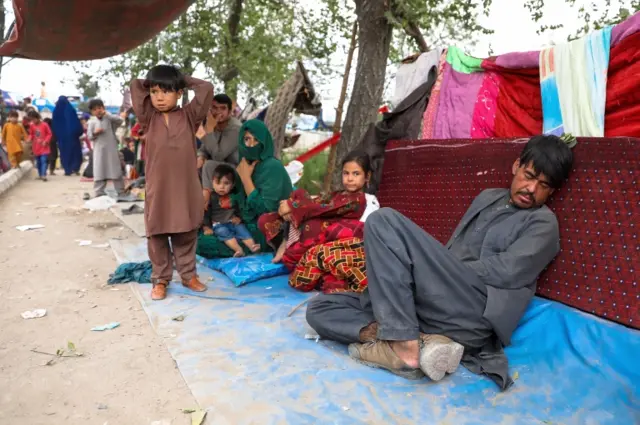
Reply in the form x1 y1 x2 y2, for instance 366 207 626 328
258 150 380 269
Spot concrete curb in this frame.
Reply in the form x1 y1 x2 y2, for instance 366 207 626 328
0 161 34 197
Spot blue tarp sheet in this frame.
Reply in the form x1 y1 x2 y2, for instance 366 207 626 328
110 239 640 425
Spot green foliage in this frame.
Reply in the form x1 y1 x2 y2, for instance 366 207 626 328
76 72 100 99
98 0 350 103
525 0 640 40
283 150 329 195
388 0 494 61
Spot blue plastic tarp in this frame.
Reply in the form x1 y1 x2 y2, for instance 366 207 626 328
110 239 640 425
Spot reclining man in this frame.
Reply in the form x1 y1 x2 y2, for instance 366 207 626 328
306 135 574 389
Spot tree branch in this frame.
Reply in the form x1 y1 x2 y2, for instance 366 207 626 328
403 20 429 52
219 66 239 83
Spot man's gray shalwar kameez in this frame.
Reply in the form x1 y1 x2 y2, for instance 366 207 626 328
199 117 241 189
306 189 561 389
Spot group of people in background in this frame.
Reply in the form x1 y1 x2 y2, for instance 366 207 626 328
0 92 145 200
0 96 91 180
127 64 381 304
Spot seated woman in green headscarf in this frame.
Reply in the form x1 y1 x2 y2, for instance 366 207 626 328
197 120 293 258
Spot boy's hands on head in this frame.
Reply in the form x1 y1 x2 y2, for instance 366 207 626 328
231 216 242 225
203 227 214 236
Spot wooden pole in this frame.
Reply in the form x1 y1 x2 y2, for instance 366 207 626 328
322 21 358 193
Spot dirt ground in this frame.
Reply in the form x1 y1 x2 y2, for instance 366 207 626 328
0 171 198 425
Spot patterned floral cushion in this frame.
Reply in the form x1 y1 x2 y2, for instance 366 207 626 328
377 137 639 329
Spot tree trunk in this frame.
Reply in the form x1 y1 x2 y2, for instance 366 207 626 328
180 13 192 107
182 57 193 106
323 21 358 193
0 1 6 85
221 0 243 100
223 78 239 100
331 0 392 188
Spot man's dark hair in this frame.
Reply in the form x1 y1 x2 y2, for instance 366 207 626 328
212 164 236 184
213 93 233 110
144 65 186 92
27 110 41 120
88 98 105 111
519 135 574 189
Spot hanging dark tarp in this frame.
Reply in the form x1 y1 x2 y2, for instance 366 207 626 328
0 0 193 60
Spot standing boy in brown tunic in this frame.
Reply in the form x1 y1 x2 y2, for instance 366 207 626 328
131 65 214 300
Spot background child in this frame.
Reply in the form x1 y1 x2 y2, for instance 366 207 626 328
260 150 379 267
27 110 52 181
87 99 125 197
43 118 59 175
203 164 260 257
131 64 213 301
1 110 28 168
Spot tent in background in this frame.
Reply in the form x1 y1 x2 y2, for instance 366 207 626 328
0 0 192 60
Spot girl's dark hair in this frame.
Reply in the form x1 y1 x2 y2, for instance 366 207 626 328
27 110 41 120
144 65 186 92
88 98 105 111
342 150 371 175
519 135 574 189
43 118 52 125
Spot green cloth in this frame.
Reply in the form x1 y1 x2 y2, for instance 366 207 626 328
446 46 483 74
108 261 152 284
197 120 293 259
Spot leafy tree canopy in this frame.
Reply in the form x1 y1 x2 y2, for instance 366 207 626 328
97 0 351 102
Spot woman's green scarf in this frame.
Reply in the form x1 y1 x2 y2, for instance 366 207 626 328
238 119 274 161
197 119 293 258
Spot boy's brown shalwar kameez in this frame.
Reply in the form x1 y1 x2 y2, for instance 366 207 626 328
131 77 213 284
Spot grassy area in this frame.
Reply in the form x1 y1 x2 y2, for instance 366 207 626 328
283 151 329 195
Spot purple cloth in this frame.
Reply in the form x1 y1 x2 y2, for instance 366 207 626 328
492 12 640 69
433 63 484 139
611 11 640 47
494 51 540 69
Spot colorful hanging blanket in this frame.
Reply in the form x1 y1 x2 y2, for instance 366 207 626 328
540 27 612 136
418 11 640 140
289 237 367 294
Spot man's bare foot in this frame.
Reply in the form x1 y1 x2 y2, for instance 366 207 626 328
389 340 420 369
233 250 245 258
359 322 378 342
272 240 286 263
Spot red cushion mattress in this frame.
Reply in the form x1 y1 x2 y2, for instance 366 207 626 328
377 137 639 329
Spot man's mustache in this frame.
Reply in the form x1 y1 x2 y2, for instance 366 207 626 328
517 191 534 200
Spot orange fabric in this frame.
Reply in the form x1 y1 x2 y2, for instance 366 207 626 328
2 122 28 155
